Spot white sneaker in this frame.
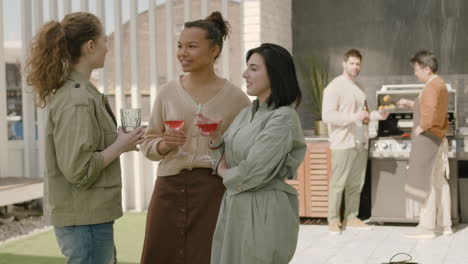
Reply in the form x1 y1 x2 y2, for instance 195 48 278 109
405 227 436 239
439 226 453 236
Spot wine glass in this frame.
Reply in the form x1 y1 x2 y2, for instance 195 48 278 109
195 104 222 163
164 112 188 155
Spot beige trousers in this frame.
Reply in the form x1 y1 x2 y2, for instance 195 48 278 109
328 143 368 222
419 138 452 230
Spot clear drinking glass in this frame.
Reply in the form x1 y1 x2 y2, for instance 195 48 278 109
195 104 222 163
120 108 142 133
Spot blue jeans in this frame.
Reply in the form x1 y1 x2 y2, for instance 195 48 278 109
54 221 115 264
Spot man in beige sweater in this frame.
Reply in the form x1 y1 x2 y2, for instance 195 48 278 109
322 49 388 235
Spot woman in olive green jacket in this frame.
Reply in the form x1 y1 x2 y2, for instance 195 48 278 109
25 12 144 264
208 43 306 264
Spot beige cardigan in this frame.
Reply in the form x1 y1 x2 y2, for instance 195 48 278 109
141 77 251 176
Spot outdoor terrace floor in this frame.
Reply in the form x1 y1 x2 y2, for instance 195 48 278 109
0 213 467 264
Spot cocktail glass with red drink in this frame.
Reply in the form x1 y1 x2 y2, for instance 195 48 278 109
195 104 222 162
164 112 188 156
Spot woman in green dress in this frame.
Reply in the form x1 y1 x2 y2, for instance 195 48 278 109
208 43 306 264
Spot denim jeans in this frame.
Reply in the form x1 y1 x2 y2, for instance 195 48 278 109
54 221 115 264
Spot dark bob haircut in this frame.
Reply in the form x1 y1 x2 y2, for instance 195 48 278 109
410 50 438 73
246 43 302 109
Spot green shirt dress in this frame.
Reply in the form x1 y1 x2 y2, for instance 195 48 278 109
210 100 306 264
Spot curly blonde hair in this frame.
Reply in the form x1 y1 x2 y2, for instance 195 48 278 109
25 12 102 107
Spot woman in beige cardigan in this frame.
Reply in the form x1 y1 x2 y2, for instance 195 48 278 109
140 11 250 264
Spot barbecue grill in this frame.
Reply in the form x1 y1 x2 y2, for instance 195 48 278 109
369 84 459 223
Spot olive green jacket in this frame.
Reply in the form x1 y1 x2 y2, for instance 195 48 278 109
45 71 122 227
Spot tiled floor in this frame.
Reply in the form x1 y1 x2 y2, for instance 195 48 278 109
291 224 468 264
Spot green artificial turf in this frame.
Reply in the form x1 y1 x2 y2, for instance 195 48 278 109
0 213 147 264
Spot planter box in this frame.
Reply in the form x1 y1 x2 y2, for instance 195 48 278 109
287 142 331 218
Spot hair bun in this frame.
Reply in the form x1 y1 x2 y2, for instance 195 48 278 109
205 11 230 40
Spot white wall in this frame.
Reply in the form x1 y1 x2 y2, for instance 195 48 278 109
260 0 292 52
242 0 292 54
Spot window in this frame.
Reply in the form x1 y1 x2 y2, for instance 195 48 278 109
6 63 22 140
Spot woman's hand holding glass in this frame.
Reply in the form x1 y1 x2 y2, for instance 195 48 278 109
117 107 146 153
160 127 187 153
115 127 146 153
102 127 145 168
163 112 188 155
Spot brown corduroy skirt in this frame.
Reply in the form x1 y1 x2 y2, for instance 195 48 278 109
140 168 225 264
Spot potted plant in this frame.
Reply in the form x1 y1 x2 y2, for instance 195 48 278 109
305 56 329 136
